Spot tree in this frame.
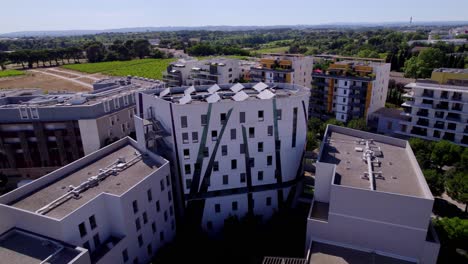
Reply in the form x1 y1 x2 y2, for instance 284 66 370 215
347 118 367 131
0 52 7 70
433 217 468 248
409 138 434 169
404 48 445 78
445 172 468 212
133 39 151 59
85 42 106 63
306 131 318 151
431 140 461 169
423 169 445 196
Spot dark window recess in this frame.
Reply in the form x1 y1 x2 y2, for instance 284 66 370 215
143 212 148 224
266 197 272 206
79 222 87 237
160 179 165 191
220 113 227 124
258 171 264 181
185 164 191 174
138 235 143 247
207 221 213 230
166 175 170 186
192 132 199 143
147 244 153 256
249 127 255 138
230 129 236 140
147 189 152 202
201 115 208 126
223 175 229 185
215 204 221 213
275 140 281 150
249 158 255 168
203 147 209 157
93 233 101 248
258 110 264 121
135 218 141 231
160 231 165 241
240 144 245 154
89 215 97 230
276 109 282 120
222 145 228 156
156 201 160 212
231 159 237 169
211 130 218 141
151 222 157 233
183 149 190 159
240 173 246 183
164 211 168 221
213 161 219 171
232 201 238 211
122 249 129 262
181 116 188 128
292 107 298 148
168 191 172 201
258 142 263 152
83 241 91 251
268 126 273 136
240 112 246 123
182 132 189 144
267 155 273 166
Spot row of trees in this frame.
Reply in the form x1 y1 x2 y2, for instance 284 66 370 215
403 47 466 78
0 47 84 69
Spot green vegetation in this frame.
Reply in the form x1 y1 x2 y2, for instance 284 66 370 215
0 69 24 78
433 217 468 263
62 58 175 79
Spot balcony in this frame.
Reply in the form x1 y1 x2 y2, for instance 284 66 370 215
422 90 434 98
416 118 430 127
451 105 463 112
91 235 124 263
416 110 429 117
452 93 462 101
309 199 329 222
435 103 449 110
411 127 428 137
434 111 445 119
434 122 445 130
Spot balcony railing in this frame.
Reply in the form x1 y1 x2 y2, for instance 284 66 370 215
416 111 429 117
417 119 430 127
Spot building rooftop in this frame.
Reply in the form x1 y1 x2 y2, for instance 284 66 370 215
148 82 309 105
309 242 415 264
10 141 161 219
433 68 468 74
406 82 468 92
319 126 427 198
373 107 406 120
0 228 85 264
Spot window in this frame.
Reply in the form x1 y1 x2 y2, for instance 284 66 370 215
147 189 153 202
213 161 219 171
114 97 120 109
258 110 264 121
184 164 191 174
93 233 101 248
231 129 236 140
159 179 165 192
258 171 264 181
211 130 218 141
160 231 165 241
164 211 168 222
19 107 29 119
122 249 129 262
170 206 174 216
30 108 39 119
266 197 272 206
232 201 238 211
207 221 213 230
258 142 263 152
276 109 282 120
342 106 345 111
156 201 160 212
143 212 148 224
222 145 228 156
192 132 199 143
240 112 245 123
249 127 255 138
168 191 172 202
344 89 347 95
223 175 228 185
267 126 273 136
186 179 192 189
103 100 110 112
344 81 348 86
138 235 143 247
240 173 246 183
132 200 139 213
267 155 273 166
203 147 209 157
147 244 153 256
275 140 281 150
342 98 346 103
183 149 190 159
79 222 87 237
182 133 189 144
201 115 208 126
151 222 157 233
89 215 97 230
240 144 245 154
215 204 221 213
220 113 227 124
249 158 255 168
181 116 188 128
83 241 91 251
135 218 141 231
231 159 237 170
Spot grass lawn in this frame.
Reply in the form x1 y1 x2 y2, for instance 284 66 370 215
252 46 290 55
62 58 176 80
0 69 25 79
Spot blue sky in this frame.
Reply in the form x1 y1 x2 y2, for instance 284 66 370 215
1 0 467 33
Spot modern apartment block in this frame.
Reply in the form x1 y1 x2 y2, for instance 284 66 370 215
163 58 253 87
310 58 390 122
306 125 439 264
0 137 176 264
134 82 310 232
0 78 163 187
250 54 313 88
398 69 468 146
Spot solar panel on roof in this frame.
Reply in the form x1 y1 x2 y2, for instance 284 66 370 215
230 83 244 93
207 84 221 94
256 89 275 100
184 86 196 95
232 91 249 101
179 94 192 105
206 92 221 103
160 88 170 97
253 82 269 92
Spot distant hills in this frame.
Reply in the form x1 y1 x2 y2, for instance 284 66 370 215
2 21 468 38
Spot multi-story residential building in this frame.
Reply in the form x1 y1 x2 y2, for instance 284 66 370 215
250 54 313 88
163 58 252 87
310 58 391 122
0 137 176 264
430 68 468 86
0 77 163 189
306 125 439 264
134 82 310 232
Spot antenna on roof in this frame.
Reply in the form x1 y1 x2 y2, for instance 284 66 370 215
359 139 384 191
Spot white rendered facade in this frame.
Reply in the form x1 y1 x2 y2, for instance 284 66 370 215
398 82 468 146
306 125 439 264
135 83 310 232
0 137 175 264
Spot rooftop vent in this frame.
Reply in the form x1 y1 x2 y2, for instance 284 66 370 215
207 84 221 94
253 82 269 92
230 83 245 93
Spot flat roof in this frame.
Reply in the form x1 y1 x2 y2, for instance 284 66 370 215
309 242 415 264
407 82 468 92
373 107 407 120
320 128 425 197
0 229 84 264
11 144 160 219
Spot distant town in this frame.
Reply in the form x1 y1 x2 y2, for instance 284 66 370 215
0 21 467 264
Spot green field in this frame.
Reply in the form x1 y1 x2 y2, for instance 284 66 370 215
62 59 176 79
0 69 25 78
254 46 290 54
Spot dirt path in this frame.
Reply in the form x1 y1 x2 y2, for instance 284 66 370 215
28 69 93 88
47 68 101 81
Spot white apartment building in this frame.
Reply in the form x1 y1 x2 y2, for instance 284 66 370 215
306 125 439 264
0 137 176 264
134 82 310 232
310 59 391 122
250 54 313 88
398 81 468 146
162 59 200 87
